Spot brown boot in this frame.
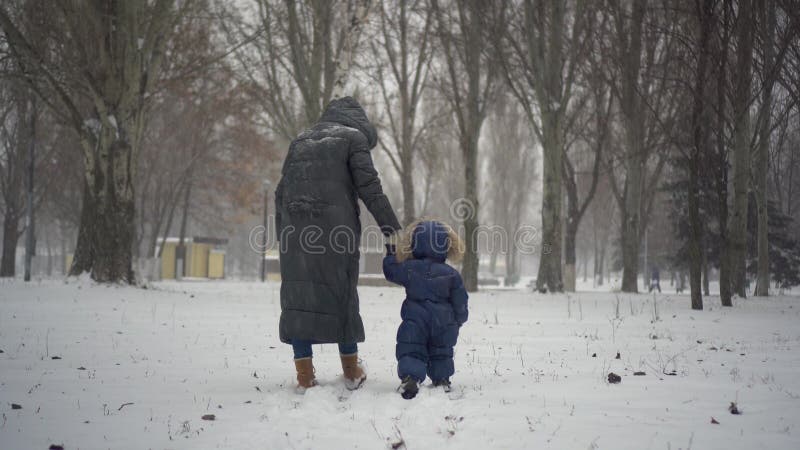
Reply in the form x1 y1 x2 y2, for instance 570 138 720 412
294 357 317 392
340 353 366 390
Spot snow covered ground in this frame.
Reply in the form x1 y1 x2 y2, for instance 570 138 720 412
1 278 799 449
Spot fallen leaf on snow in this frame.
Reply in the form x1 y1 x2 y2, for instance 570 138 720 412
711 417 720 424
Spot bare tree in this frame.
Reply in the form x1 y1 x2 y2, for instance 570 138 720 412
726 0 756 298
368 0 433 225
0 79 30 277
430 0 497 292
561 36 612 293
752 0 799 295
0 0 195 282
684 0 717 310
601 0 681 293
497 0 592 293
227 0 373 142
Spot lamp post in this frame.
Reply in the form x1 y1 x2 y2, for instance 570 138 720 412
261 179 271 282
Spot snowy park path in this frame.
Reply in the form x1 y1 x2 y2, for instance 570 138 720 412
1 278 799 449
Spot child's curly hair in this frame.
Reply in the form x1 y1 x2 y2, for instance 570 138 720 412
394 218 465 263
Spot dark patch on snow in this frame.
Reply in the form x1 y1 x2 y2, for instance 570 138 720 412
201 414 216 421
11 403 22 410
729 402 741 415
607 373 622 384
633 371 646 376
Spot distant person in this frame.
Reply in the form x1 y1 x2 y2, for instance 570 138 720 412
275 97 401 392
648 266 661 293
383 220 469 399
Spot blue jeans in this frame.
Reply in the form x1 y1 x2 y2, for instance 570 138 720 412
291 339 358 359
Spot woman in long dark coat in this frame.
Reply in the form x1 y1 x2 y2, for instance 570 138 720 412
274 97 401 391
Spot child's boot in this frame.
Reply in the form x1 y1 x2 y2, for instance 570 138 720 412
294 357 317 393
340 353 366 390
432 378 452 393
399 375 419 399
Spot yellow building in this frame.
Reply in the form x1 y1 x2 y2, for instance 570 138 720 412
158 237 228 280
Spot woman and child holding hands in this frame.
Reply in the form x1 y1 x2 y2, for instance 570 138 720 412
274 97 469 399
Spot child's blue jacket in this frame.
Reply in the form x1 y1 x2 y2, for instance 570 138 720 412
383 221 469 327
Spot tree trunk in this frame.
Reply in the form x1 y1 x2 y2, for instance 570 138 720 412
175 179 193 278
1 212 20 277
155 195 179 258
619 124 645 293
755 0 775 297
505 246 519 285
69 136 137 284
716 3 733 307
702 247 710 296
563 219 577 292
718 186 733 305
400 167 416 226
617 0 647 294
23 97 36 282
728 0 755 298
583 252 588 282
596 237 606 287
620 202 641 293
536 113 564 293
687 0 715 310
688 159 704 309
461 132 480 292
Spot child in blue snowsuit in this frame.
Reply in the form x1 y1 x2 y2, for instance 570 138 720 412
383 220 469 399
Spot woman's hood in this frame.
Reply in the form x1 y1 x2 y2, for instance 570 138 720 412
318 96 378 149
